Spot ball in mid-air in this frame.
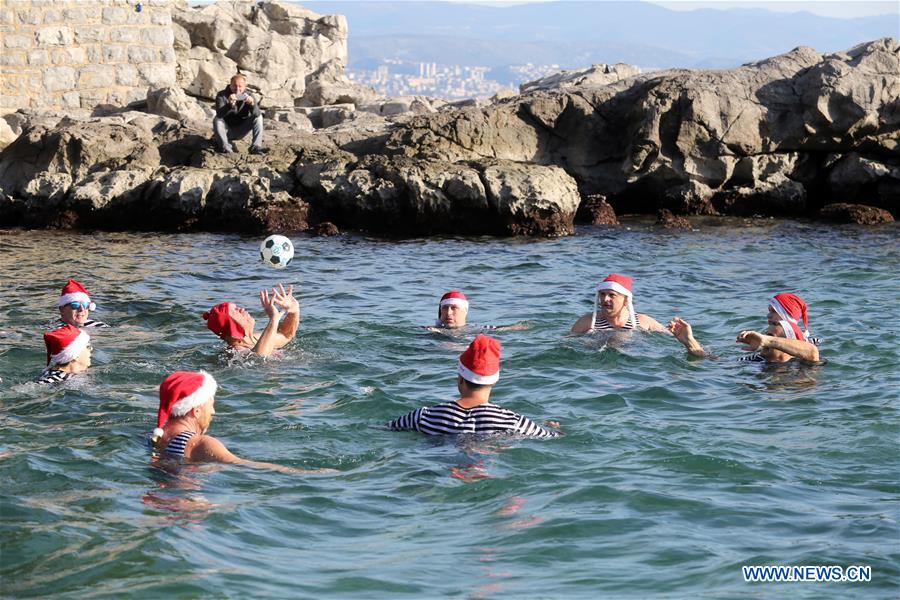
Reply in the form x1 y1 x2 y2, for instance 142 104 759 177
259 235 294 269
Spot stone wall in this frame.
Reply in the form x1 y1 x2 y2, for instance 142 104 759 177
0 0 177 115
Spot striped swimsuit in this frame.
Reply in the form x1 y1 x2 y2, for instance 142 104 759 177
163 431 196 458
52 318 110 329
36 368 74 385
591 314 637 331
389 402 560 438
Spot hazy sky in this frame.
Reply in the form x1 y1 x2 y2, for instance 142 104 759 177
649 1 898 18
442 0 900 19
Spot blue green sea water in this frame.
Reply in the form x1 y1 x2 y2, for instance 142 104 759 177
1 219 898 598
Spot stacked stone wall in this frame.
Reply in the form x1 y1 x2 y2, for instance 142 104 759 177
0 0 177 115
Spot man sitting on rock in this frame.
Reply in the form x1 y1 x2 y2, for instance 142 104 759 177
425 290 529 333
667 293 821 363
202 284 299 357
388 334 561 438
213 73 265 155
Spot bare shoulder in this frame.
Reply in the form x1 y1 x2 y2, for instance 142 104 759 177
570 312 593 334
186 435 240 463
637 313 668 333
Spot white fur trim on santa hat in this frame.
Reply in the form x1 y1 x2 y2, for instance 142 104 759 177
59 292 95 310
169 372 218 418
440 298 469 311
596 280 632 298
49 330 90 366
458 360 499 385
777 320 798 340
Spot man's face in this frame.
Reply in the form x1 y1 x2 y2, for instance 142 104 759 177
440 303 467 328
765 310 787 338
230 77 246 95
598 290 626 315
73 343 92 370
59 302 90 327
228 304 254 340
765 308 784 336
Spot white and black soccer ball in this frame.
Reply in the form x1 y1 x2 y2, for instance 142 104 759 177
259 234 294 269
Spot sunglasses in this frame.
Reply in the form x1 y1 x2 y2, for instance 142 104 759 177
66 302 91 310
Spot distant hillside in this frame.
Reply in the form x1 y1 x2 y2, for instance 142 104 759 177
302 0 897 69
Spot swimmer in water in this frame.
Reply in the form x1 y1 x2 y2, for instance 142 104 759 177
388 334 561 438
203 283 299 357
151 371 314 473
570 274 668 334
37 324 92 384
54 279 110 328
425 290 529 333
668 293 821 363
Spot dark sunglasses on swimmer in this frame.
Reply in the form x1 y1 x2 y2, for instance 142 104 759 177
66 301 91 310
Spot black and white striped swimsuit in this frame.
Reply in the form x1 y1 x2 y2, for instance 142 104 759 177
52 318 110 329
389 402 560 438
591 315 637 331
163 431 196 458
36 368 74 384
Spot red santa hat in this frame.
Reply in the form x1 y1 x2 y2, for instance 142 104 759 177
203 302 246 340
769 293 810 341
58 279 96 310
439 290 469 315
458 334 501 385
593 274 636 329
44 324 90 366
153 370 217 441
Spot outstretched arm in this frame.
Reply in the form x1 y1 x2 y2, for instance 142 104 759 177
272 284 300 349
667 317 708 357
638 313 671 334
190 436 331 474
488 321 531 332
736 331 820 363
251 288 284 357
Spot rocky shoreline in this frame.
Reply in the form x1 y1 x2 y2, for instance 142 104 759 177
0 2 896 235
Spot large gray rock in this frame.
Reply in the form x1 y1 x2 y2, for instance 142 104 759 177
0 119 17 150
172 0 373 109
359 96 445 117
147 86 214 124
385 38 899 216
520 63 642 94
0 117 158 199
1 38 897 234
70 169 153 210
294 154 578 235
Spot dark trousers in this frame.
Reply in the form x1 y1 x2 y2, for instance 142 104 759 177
213 115 263 151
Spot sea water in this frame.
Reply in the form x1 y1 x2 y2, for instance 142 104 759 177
1 220 898 598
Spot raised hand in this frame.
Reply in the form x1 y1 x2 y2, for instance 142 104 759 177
260 288 283 321
736 330 767 351
667 316 694 345
272 283 299 314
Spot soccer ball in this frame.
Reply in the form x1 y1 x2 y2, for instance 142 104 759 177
259 234 294 269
